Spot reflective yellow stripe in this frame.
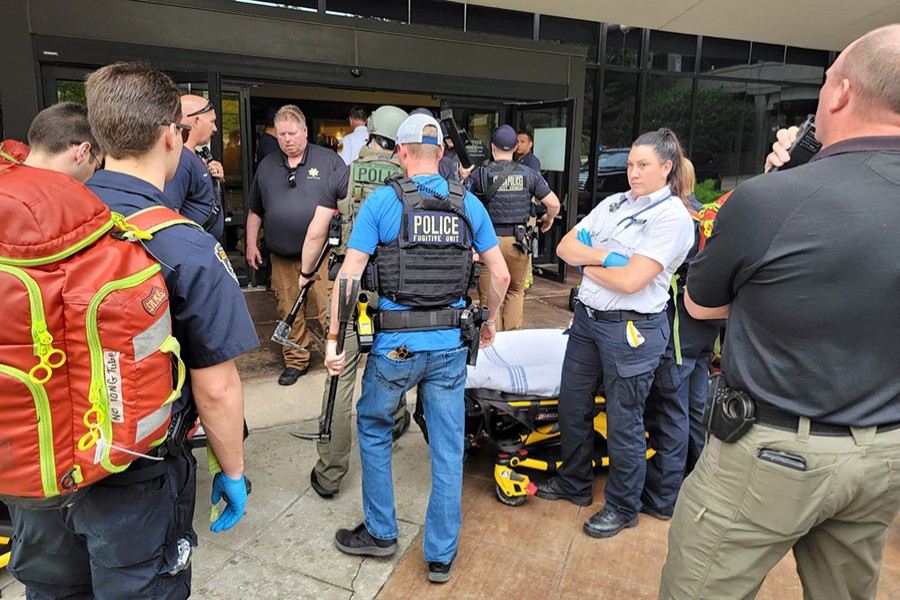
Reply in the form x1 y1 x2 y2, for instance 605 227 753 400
671 274 682 366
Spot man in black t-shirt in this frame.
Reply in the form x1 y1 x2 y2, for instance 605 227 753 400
660 25 900 600
246 104 344 385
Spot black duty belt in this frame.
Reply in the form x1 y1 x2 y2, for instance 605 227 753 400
754 402 900 436
377 308 463 332
494 224 524 237
580 303 659 323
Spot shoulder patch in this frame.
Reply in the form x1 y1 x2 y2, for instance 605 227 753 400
142 286 169 316
214 243 239 284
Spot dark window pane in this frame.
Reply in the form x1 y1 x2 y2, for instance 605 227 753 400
326 0 407 22
648 31 696 73
699 36 750 76
784 46 827 84
540 16 600 59
598 71 639 150
694 79 753 186
749 41 785 80
57 81 86 105
577 69 598 215
606 25 642 68
640 75 692 144
410 0 464 30
466 5 534 39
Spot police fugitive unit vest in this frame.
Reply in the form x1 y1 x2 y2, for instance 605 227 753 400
484 161 533 226
373 178 474 308
0 164 191 509
336 152 404 256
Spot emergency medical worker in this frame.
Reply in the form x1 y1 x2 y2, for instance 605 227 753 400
326 113 510 583
536 128 693 539
297 105 412 498
338 105 369 165
246 104 345 385
20 102 103 183
6 62 257 599
164 94 225 240
465 124 560 331
640 158 721 519
661 25 900 599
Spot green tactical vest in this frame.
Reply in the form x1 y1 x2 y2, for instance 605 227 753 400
335 150 404 256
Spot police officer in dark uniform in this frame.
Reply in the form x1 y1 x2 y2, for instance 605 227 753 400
536 129 694 540
326 113 510 584
464 124 559 331
163 94 226 241
6 62 258 599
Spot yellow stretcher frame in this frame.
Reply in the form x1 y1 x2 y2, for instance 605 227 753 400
1 535 10 568
491 395 656 506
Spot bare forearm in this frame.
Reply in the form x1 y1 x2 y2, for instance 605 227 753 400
246 212 262 249
685 288 731 320
301 232 326 274
542 193 561 223
192 362 245 478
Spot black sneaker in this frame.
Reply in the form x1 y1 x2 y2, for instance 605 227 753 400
428 552 457 583
583 506 639 538
335 523 397 557
309 468 336 500
278 367 308 386
534 477 592 507
639 505 672 521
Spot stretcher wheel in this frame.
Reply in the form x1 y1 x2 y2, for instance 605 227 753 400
495 484 526 506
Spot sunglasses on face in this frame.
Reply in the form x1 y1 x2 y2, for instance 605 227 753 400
159 122 192 144
70 141 102 170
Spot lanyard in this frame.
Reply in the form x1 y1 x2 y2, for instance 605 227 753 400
599 193 672 243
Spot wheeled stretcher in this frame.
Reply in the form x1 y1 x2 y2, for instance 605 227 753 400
465 329 654 506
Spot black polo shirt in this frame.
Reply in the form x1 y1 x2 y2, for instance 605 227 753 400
247 144 344 259
687 136 900 427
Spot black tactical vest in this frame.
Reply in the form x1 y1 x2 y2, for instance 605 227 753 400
482 161 533 225
373 178 473 308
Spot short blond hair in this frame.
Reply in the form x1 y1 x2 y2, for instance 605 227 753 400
838 24 900 115
403 124 441 160
274 104 307 128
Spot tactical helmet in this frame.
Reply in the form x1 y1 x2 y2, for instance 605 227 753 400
367 106 409 143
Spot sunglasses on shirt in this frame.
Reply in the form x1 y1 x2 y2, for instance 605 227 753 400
287 167 297 188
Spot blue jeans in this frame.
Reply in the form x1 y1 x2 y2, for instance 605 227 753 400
557 304 668 519
357 345 468 564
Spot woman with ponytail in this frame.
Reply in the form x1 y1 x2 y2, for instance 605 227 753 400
535 128 695 539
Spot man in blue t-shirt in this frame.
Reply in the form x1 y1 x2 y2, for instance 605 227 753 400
326 114 510 584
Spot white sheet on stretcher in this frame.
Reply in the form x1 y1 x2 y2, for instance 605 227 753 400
465 328 568 398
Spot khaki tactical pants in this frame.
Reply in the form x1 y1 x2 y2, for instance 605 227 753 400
269 253 329 370
313 292 408 492
659 421 900 600
478 235 530 332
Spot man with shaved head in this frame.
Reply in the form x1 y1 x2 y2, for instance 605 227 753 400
163 94 225 240
659 24 900 599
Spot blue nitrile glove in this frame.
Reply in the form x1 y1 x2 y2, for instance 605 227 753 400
577 228 592 247
210 471 248 533
603 252 629 267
